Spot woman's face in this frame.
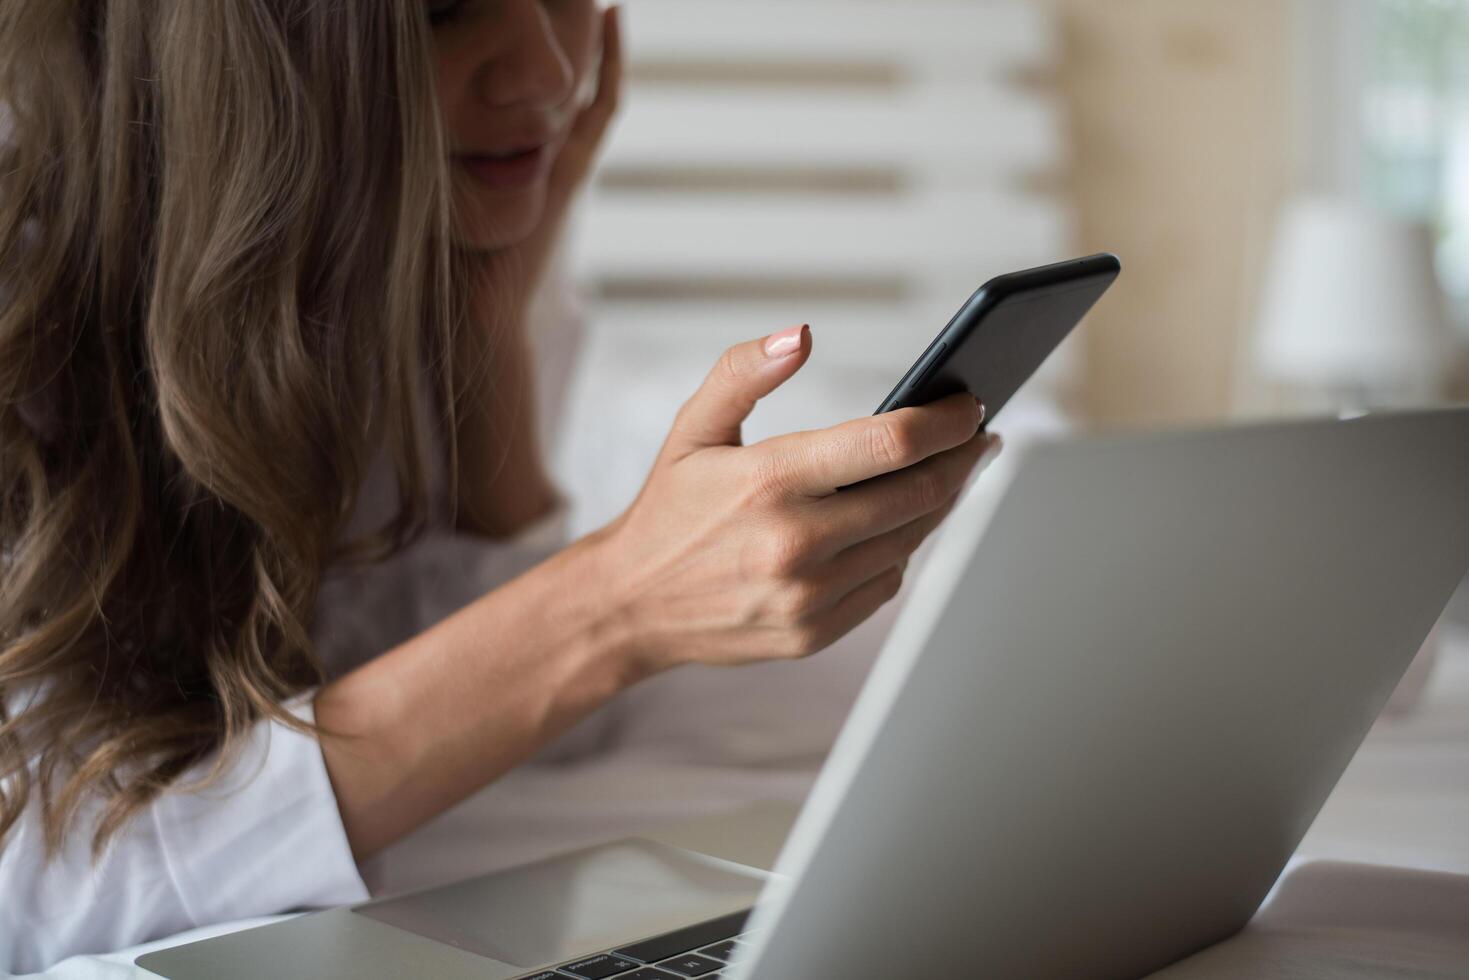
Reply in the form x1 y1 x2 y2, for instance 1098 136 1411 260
429 0 601 251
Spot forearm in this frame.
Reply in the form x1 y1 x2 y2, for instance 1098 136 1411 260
315 528 635 860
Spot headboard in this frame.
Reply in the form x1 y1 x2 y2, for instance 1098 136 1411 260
556 0 1074 533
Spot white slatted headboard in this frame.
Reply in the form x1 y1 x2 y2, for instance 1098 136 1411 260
556 0 1073 535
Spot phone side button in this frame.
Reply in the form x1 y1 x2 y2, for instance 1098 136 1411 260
909 343 948 390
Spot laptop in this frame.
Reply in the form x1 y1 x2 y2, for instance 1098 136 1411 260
138 407 1469 980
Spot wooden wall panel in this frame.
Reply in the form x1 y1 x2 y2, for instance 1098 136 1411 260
1051 0 1296 426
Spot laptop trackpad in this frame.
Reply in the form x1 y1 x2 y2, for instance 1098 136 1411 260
353 838 767 970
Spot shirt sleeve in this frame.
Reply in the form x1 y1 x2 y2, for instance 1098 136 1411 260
0 698 367 974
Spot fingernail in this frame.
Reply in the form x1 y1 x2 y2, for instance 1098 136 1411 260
973 397 987 429
764 324 808 359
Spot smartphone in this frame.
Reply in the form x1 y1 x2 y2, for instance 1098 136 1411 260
875 253 1121 417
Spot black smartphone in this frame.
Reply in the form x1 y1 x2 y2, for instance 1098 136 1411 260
875 253 1121 417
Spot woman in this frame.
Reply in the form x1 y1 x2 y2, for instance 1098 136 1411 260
0 0 999 969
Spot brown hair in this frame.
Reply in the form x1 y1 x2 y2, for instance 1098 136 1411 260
0 0 463 855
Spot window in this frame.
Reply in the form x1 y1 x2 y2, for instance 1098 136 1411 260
1361 0 1469 329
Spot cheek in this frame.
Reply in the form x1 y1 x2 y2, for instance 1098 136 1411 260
433 49 475 152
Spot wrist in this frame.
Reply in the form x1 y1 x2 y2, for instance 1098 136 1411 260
569 519 664 688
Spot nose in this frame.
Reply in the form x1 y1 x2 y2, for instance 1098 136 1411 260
472 0 575 110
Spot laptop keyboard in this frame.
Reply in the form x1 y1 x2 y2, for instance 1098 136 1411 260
515 909 755 979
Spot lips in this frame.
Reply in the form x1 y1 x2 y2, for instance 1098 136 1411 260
455 139 552 189
477 139 549 160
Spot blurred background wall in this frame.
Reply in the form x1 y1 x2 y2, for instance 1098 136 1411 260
1054 0 1467 425
552 0 1468 544
1054 0 1295 426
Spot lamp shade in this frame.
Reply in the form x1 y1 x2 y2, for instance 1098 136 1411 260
1252 197 1448 391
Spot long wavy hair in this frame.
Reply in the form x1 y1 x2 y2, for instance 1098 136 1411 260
0 0 465 856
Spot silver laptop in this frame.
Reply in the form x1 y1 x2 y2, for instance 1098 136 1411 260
139 408 1469 980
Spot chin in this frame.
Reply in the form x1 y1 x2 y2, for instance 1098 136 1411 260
453 181 549 252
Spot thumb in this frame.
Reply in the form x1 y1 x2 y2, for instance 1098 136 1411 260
663 324 811 459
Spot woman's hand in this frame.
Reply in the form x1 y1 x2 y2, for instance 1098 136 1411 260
590 325 1002 677
319 322 998 859
543 4 623 226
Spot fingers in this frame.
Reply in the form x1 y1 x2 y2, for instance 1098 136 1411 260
662 325 811 460
550 5 623 194
802 431 1001 554
587 5 622 126
799 563 907 655
759 393 985 498
794 486 961 612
